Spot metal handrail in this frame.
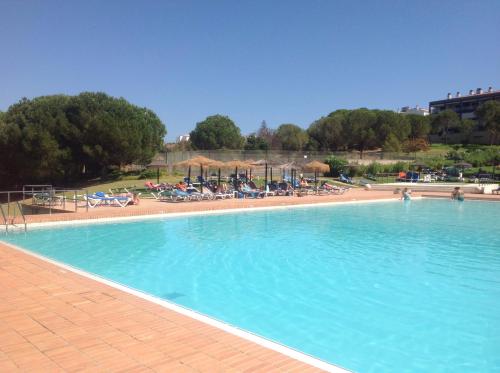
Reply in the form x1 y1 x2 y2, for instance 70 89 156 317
0 204 8 233
16 201 27 232
1 188 89 215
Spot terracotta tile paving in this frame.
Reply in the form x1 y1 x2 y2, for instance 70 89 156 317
0 243 332 372
12 189 403 225
1 190 498 372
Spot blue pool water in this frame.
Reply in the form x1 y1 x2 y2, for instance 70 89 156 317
2 199 500 372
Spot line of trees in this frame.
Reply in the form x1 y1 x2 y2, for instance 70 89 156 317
0 92 166 187
1 91 497 188
186 102 500 153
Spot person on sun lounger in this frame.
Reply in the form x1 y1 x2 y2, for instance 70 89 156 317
117 192 140 205
176 182 187 192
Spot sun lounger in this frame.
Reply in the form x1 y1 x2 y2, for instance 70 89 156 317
264 185 275 197
322 182 349 194
159 189 194 202
158 190 184 202
339 174 353 184
241 185 265 198
405 171 419 183
84 192 134 207
186 187 215 200
33 191 64 206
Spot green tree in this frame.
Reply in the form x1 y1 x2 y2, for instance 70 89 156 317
431 110 460 144
374 110 410 146
458 119 475 145
71 92 165 175
307 116 344 150
0 112 11 184
382 133 402 152
407 114 431 140
189 115 244 150
346 109 377 158
275 124 309 151
0 93 166 187
476 100 500 145
244 134 269 150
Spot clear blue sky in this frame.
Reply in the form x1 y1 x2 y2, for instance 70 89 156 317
1 0 499 141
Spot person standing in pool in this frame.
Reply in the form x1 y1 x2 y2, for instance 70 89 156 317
401 187 411 200
451 187 465 201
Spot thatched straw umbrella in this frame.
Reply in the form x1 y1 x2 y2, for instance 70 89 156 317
147 159 168 184
174 159 195 185
174 156 215 192
304 160 330 187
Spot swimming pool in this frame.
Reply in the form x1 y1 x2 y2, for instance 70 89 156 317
2 199 500 372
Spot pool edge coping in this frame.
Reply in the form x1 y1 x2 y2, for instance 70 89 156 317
0 239 351 373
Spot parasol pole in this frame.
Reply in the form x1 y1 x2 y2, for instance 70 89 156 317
264 163 268 189
200 165 203 193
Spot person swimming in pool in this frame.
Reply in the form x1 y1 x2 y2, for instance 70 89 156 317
451 187 465 201
401 187 411 200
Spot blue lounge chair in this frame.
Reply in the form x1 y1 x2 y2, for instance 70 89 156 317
339 174 353 184
85 192 133 207
405 171 419 183
241 185 264 198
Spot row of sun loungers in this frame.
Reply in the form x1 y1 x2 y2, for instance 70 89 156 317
157 188 234 202
27 180 349 210
90 180 350 207
145 181 349 203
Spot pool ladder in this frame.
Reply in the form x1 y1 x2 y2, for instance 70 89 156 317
0 202 27 233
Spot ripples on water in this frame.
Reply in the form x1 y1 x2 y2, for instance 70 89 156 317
3 199 500 372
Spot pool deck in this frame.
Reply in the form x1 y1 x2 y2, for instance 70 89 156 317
1 189 499 372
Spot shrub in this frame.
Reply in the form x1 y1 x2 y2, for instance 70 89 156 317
385 161 408 173
139 168 158 179
107 169 124 181
324 155 348 177
366 162 384 175
463 147 500 167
